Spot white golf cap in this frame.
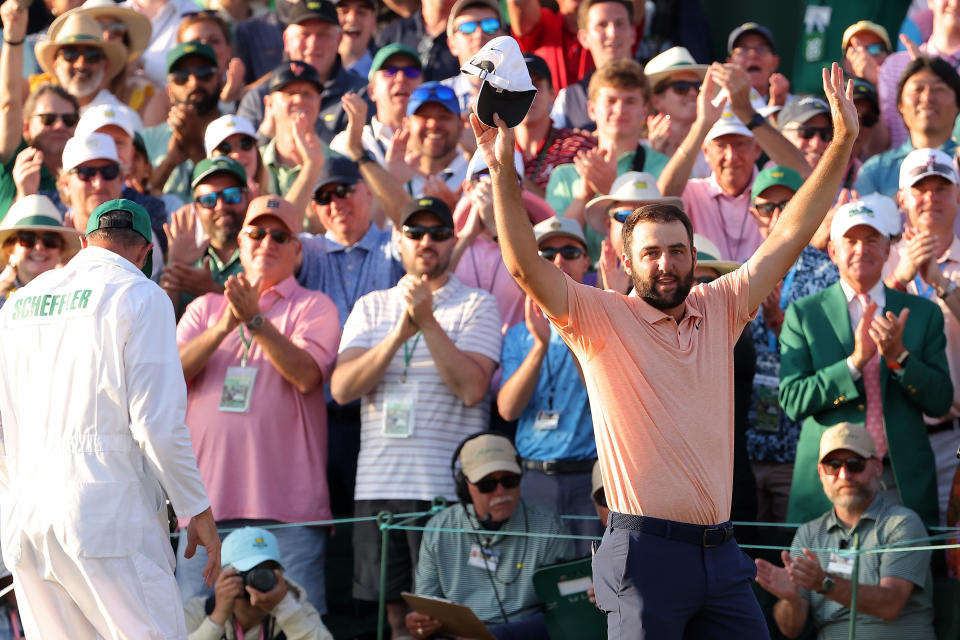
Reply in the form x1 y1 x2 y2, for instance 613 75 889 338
704 110 755 142
62 133 120 173
466 147 524 180
584 172 684 235
204 114 258 157
644 46 708 90
533 215 587 247
898 147 958 189
75 103 140 139
830 193 902 242
461 35 537 128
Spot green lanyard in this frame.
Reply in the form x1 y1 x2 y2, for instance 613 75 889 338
401 305 438 382
236 297 280 367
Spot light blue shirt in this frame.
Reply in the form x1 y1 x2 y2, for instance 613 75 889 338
855 138 958 198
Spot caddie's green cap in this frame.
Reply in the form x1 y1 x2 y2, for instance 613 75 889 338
191 156 247 189
86 199 153 277
167 40 218 73
751 166 804 201
368 43 422 81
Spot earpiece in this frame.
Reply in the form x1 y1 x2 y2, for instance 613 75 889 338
449 431 523 506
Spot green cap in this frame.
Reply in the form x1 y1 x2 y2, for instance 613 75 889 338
751 166 804 201
368 43 422 81
167 41 218 73
86 199 154 277
191 156 247 189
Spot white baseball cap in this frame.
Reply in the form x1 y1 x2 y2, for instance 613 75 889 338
461 36 537 128
898 147 958 189
76 103 141 139
204 115 258 157
62 133 120 173
704 111 755 142
830 193 902 242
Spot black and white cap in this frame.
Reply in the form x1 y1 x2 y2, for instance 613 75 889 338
461 36 537 129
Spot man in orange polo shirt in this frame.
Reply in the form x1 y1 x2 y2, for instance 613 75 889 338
473 64 859 638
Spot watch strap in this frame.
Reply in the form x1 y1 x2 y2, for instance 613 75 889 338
746 112 766 130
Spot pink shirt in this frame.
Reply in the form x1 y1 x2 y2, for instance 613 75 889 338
682 172 763 263
176 276 340 524
454 237 522 334
545 268 754 525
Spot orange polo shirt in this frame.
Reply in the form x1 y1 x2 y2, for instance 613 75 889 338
545 267 754 525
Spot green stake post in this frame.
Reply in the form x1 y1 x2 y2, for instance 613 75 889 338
848 533 861 640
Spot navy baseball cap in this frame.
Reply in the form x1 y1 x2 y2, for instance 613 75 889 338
315 156 361 192
268 60 324 94
728 22 775 55
406 82 460 117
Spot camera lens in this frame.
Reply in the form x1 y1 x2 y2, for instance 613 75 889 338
244 566 278 593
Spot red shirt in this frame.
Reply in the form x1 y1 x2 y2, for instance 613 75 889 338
513 7 593 90
519 126 597 191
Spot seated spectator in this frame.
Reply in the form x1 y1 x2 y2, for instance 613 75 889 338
644 46 710 179
178 10 247 108
725 22 790 114
857 57 960 198
175 195 340 617
184 526 334 640
335 0 376 78
514 53 595 198
204 114 269 195
779 194 952 528
439 0 504 113
507 0 591 90
550 0 635 132
405 433 574 640
373 0 459 82
330 197 501 639
756 423 935 640
841 20 891 90
0 194 81 306
498 217 601 555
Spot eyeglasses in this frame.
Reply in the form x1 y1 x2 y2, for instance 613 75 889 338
665 80 701 96
538 245 585 260
242 227 293 243
12 231 64 250
784 125 833 142
169 65 217 85
34 112 79 127
215 138 256 155
57 46 105 63
72 164 120 182
732 44 772 57
195 186 245 209
381 66 423 79
456 18 500 36
314 183 356 204
473 474 522 493
753 199 791 216
402 224 454 242
859 111 879 128
611 207 633 224
821 457 868 475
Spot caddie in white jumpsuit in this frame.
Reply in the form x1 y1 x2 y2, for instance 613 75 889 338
0 199 221 639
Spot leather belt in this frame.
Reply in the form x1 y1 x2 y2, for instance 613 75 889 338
522 458 596 475
609 512 735 548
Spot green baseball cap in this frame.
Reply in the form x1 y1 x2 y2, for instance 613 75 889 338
86 199 154 277
167 40 218 73
191 156 247 189
751 166 804 201
368 43 422 81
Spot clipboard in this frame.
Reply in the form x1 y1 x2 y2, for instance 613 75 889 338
401 592 496 640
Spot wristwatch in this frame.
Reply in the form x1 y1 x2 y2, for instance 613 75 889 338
887 349 910 371
245 313 265 331
745 112 766 130
816 575 835 595
938 280 958 299
355 150 376 165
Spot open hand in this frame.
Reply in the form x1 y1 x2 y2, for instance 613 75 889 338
821 62 858 148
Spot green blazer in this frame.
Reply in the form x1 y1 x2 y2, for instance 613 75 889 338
779 283 952 527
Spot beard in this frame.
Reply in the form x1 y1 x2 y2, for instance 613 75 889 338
633 265 695 310
402 247 451 280
205 208 243 247
60 67 104 99
182 87 221 116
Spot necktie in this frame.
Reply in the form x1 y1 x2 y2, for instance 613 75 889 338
859 294 888 458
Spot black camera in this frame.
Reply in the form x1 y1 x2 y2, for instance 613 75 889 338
239 566 277 597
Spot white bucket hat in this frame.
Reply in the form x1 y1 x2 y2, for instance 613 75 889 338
0 195 83 268
584 172 684 235
644 46 708 91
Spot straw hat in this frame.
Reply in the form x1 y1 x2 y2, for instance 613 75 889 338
36 13 128 80
644 46 708 91
584 172 683 235
693 234 740 276
0 195 83 268
49 0 151 64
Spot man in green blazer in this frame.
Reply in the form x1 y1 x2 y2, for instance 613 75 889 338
779 194 953 528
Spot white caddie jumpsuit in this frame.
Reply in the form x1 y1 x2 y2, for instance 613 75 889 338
0 246 211 639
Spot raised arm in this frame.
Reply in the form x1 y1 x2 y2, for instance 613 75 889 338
746 63 858 311
472 113 569 319
0 0 27 164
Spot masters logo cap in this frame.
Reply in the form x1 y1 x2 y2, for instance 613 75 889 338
191 156 247 189
62 133 120 173
399 196 454 228
221 527 282 571
533 216 586 247
86 199 154 277
751 166 804 200
830 193 901 242
167 40 217 73
204 114 258 157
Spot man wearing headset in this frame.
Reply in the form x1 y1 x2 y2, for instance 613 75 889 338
406 433 574 640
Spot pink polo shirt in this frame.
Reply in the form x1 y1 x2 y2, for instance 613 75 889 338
545 267 754 525
682 172 763 263
176 276 340 524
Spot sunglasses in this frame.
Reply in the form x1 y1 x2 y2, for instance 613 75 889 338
12 231 64 250
821 457 868 475
242 227 293 243
34 112 79 127
195 186 245 209
382 66 422 79
753 199 791 216
538 245 585 260
215 137 256 155
850 43 887 57
473 474 522 493
57 47 105 63
402 224 454 242
314 183 356 205
456 17 500 35
72 164 120 182
732 44 772 57
611 207 633 224
785 125 833 142
665 80 701 96
169 65 217 85
859 111 879 128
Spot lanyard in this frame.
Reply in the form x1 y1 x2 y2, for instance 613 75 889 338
401 305 439 382
539 331 560 411
469 246 500 294
237 297 280 367
914 274 938 300
233 619 265 640
715 195 750 261
337 246 370 309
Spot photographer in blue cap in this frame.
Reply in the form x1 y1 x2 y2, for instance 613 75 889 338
184 527 332 639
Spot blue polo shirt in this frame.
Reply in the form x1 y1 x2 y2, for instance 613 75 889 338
855 138 958 198
501 322 595 461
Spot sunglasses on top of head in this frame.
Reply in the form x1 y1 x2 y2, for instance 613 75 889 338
473 474 521 493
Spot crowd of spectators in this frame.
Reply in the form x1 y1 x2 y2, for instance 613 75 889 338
1 0 960 637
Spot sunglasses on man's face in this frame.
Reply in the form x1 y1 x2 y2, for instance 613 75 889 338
382 66 422 79
611 207 634 224
12 231 64 250
850 43 887 57
538 245 585 261
785 125 833 142
169 65 217 86
821 457 868 475
473 474 521 493
665 80 701 96
58 47 105 64
402 225 454 242
314 183 356 205
753 199 791 216
195 186 245 209
242 227 293 244
72 164 120 182
456 17 500 35
859 111 879 128
215 137 256 155
34 112 79 127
